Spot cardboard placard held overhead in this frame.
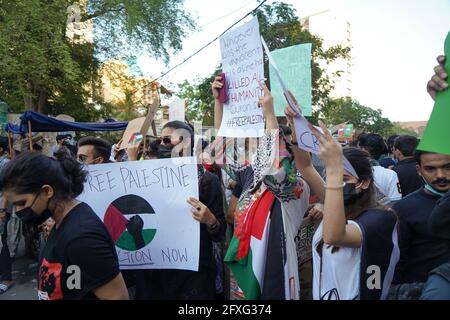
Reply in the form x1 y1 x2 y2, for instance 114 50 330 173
120 98 160 150
418 30 450 155
218 17 265 138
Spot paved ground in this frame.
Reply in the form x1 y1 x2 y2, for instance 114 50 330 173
0 257 38 300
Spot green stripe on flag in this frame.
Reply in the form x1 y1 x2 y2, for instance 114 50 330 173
224 235 261 300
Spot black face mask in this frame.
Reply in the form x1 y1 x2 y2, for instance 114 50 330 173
15 194 52 226
343 183 363 206
157 144 175 159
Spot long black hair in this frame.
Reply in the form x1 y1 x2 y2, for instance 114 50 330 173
0 151 87 201
342 147 378 219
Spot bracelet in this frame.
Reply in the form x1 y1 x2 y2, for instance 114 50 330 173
209 219 219 230
324 182 346 189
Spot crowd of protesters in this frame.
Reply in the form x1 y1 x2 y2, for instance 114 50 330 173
0 54 449 300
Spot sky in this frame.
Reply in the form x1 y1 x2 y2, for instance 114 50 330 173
136 0 450 122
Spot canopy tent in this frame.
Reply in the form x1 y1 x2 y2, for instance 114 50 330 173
3 110 129 152
4 123 22 134
19 110 128 132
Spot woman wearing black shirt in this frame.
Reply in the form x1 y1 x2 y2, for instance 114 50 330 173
0 151 128 300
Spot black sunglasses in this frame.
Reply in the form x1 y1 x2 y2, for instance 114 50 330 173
159 137 172 145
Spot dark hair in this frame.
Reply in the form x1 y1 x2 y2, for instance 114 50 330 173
78 136 111 162
162 121 194 153
0 151 87 200
387 135 399 152
318 147 378 255
56 134 72 142
414 150 434 165
342 147 377 219
0 137 9 152
357 133 388 160
279 125 292 137
394 135 419 157
32 143 43 151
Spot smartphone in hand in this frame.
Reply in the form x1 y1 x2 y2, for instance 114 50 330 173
218 72 228 104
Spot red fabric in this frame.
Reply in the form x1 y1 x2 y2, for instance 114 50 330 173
104 204 128 242
234 189 275 260
203 163 215 172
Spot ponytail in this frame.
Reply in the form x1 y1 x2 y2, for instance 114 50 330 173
0 151 87 199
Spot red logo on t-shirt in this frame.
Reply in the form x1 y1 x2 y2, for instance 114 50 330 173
38 258 63 300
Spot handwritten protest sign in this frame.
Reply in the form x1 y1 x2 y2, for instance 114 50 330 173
120 117 145 150
268 44 312 117
293 116 358 178
120 98 159 150
418 30 450 155
218 17 265 138
78 157 200 271
169 98 186 122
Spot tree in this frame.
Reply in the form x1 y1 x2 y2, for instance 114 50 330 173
256 2 349 111
178 71 219 126
178 1 350 125
385 123 418 137
320 97 414 137
0 0 194 120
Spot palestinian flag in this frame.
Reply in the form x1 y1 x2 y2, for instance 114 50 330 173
128 132 143 145
224 189 277 299
104 195 157 251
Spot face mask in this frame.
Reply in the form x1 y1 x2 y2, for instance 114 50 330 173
157 144 175 159
15 194 52 225
424 184 446 197
422 177 446 197
63 139 75 147
343 182 363 206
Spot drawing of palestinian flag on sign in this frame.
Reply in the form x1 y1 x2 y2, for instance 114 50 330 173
128 132 143 145
103 195 157 251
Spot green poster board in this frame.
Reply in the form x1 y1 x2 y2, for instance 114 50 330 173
418 30 450 155
269 44 312 117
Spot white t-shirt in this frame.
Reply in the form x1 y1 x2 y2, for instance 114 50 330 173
372 166 402 205
312 220 362 300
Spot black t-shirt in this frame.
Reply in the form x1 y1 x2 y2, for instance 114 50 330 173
392 188 450 284
429 190 450 240
392 158 424 197
38 202 120 300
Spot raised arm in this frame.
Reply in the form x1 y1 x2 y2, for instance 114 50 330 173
310 122 362 248
212 75 224 130
427 55 447 101
284 104 325 202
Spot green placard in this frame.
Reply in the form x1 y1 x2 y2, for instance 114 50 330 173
418 30 450 155
269 44 312 117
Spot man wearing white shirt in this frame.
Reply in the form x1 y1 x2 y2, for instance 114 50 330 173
358 133 402 205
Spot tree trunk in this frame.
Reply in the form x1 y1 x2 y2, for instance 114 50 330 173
37 90 46 113
24 96 33 110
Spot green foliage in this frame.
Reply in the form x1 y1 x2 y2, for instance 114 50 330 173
0 0 194 121
320 97 415 137
178 70 219 127
386 122 418 137
178 1 350 125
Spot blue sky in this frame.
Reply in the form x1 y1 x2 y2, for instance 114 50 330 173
137 0 450 122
